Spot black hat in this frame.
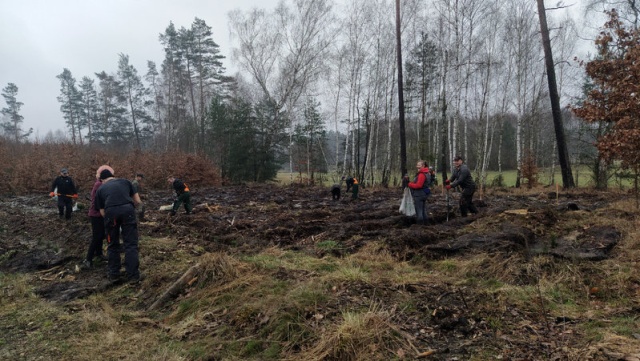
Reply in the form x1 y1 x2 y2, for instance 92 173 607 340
136 173 144 178
99 169 114 180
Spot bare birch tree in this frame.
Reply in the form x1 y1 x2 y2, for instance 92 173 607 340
229 0 335 181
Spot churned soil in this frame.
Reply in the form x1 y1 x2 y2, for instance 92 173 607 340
0 185 632 359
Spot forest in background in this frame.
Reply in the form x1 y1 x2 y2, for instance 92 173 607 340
1 0 639 190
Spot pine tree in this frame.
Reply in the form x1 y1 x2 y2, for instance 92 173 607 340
117 53 153 149
95 71 129 144
293 98 327 181
56 69 83 144
1 83 31 141
78 77 100 144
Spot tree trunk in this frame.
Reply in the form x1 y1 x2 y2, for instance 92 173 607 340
396 0 408 178
536 0 575 188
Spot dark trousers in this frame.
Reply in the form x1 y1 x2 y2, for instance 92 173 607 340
87 216 105 262
137 203 146 221
459 186 478 216
412 192 428 225
104 204 139 279
173 192 192 213
57 196 73 219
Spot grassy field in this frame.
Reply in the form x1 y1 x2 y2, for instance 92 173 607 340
277 165 636 189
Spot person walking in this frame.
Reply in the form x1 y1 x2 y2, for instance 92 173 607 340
131 173 146 221
407 160 432 225
80 165 112 269
49 167 78 219
446 155 478 217
168 177 192 215
95 168 143 283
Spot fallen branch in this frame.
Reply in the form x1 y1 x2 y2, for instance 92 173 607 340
417 349 436 358
148 263 202 311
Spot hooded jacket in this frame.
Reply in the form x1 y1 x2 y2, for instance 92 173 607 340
408 167 431 197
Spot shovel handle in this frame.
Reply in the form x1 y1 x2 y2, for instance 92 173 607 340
52 193 78 198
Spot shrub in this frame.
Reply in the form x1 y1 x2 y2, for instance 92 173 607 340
0 139 222 194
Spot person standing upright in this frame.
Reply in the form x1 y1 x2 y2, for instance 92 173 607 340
96 168 143 283
81 165 112 269
407 160 432 225
446 155 478 217
49 167 77 219
168 176 192 215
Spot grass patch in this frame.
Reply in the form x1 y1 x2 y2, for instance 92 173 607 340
243 247 339 276
316 240 343 251
298 304 411 360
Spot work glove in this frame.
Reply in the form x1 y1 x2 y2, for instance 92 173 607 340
445 179 450 185
445 185 452 190
49 192 55 197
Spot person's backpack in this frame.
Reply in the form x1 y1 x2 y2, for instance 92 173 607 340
424 168 434 195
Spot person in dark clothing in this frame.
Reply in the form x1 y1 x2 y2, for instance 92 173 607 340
351 178 359 200
80 165 112 270
408 160 432 225
401 173 410 189
96 169 143 283
49 167 78 219
168 177 192 215
446 155 478 217
345 177 355 192
331 183 341 200
131 173 146 221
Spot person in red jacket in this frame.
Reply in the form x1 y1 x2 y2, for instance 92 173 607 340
80 165 112 270
407 160 432 225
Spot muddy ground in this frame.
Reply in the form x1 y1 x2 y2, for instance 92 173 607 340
0 185 636 360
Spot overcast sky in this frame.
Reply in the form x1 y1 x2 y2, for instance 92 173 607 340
0 1 593 139
0 0 284 138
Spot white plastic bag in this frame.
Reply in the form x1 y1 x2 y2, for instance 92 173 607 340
399 188 416 216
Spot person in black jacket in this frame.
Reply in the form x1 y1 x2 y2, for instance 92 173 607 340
330 183 341 200
345 176 355 192
168 177 192 215
49 168 78 219
96 169 143 283
446 155 478 217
